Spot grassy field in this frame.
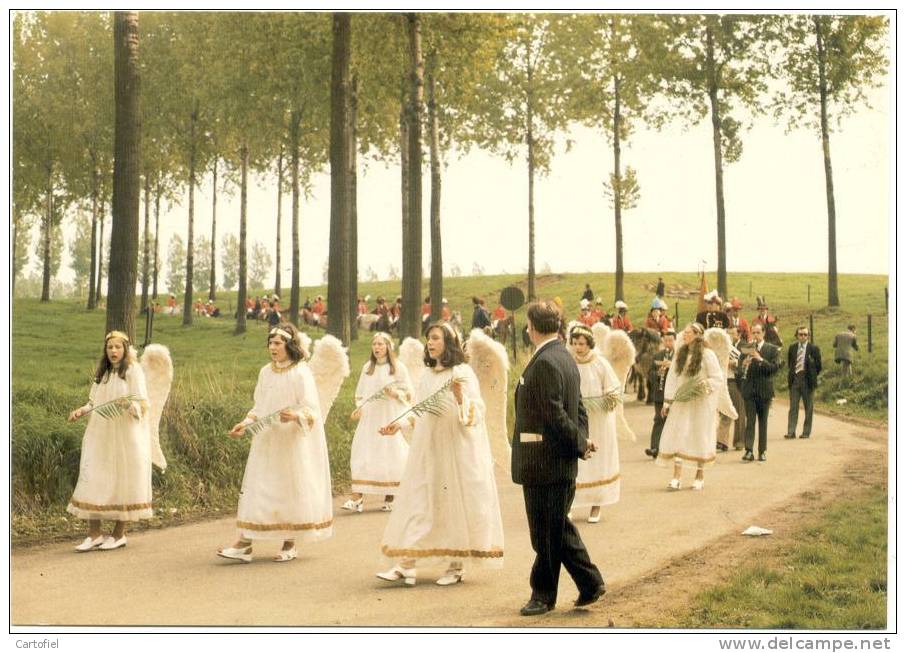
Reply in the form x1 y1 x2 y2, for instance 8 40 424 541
11 271 888 543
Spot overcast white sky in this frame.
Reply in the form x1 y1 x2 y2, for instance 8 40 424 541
21 11 892 293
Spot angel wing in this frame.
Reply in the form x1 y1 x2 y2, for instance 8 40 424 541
308 334 350 422
704 327 738 419
601 329 637 442
464 328 510 474
398 337 425 391
139 344 173 471
592 322 611 358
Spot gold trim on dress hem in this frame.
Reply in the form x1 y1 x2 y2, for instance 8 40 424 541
237 518 333 532
657 451 716 464
576 473 621 489
381 544 503 559
351 479 401 487
69 498 152 512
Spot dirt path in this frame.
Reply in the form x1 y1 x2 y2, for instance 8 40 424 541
11 399 886 627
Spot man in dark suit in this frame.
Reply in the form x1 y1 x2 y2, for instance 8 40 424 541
645 328 676 458
738 323 780 462
512 301 605 616
785 326 822 439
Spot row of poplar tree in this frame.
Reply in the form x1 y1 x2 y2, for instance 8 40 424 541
12 12 888 344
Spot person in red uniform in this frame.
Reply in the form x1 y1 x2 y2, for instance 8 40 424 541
725 299 750 342
167 294 178 316
645 307 671 334
611 301 633 332
591 299 605 324
312 295 325 317
441 298 452 322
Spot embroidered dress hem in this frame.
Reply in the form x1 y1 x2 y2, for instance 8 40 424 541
352 480 401 496
573 475 621 508
67 499 153 522
381 544 504 570
238 519 333 543
655 450 717 467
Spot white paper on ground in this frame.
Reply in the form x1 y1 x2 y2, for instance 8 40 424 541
742 525 774 536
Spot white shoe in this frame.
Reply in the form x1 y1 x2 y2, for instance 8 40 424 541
667 478 681 491
380 503 393 512
99 535 127 550
217 545 252 563
376 566 416 586
75 535 105 552
342 498 364 513
274 547 297 562
436 569 464 586
587 508 601 524
691 479 704 491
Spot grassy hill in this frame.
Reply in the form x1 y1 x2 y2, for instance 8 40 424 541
12 271 888 543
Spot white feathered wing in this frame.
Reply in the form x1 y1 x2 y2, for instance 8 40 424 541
704 327 738 419
398 337 425 391
592 323 611 358
308 335 350 422
601 329 637 442
139 344 173 471
464 328 510 474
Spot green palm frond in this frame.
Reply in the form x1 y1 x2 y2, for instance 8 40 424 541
83 394 140 420
673 378 713 403
361 381 409 406
582 385 623 413
390 376 464 425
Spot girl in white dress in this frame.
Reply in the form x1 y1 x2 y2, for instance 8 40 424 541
657 322 725 490
66 330 152 552
342 332 414 513
218 323 333 563
568 325 621 523
375 323 504 587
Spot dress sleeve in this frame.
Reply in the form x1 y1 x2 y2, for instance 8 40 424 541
247 367 266 421
599 357 621 393
455 365 485 429
126 364 150 419
297 364 323 426
353 365 369 408
703 349 725 395
395 361 415 406
663 358 680 402
88 381 99 406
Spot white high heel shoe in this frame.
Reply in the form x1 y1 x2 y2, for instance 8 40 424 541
217 544 253 563
342 498 364 513
376 566 416 586
99 535 127 550
691 478 705 491
667 478 681 491
75 535 105 552
436 568 464 586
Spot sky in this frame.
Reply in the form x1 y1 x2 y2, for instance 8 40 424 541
18 11 892 294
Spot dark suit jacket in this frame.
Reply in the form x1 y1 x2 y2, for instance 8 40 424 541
738 340 781 400
787 342 822 389
648 348 674 403
511 339 589 486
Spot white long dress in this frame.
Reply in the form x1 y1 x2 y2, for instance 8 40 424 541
67 365 153 522
350 360 414 496
574 353 621 508
657 347 724 467
380 363 504 569
236 361 333 543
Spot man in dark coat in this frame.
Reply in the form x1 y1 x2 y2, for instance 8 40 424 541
738 323 780 462
512 301 605 616
785 326 822 439
645 328 676 458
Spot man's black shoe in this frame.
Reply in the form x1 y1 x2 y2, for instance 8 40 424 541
574 584 606 607
758 452 767 462
520 599 554 616
644 448 658 459
716 442 728 452
783 434 796 439
742 450 755 462
799 434 810 439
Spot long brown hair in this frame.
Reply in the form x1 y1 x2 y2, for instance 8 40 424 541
267 322 306 363
94 332 131 383
675 328 705 377
423 323 467 368
366 332 397 375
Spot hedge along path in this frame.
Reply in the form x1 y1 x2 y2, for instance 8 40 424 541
11 399 886 627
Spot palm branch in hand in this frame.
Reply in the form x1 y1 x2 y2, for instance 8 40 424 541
388 376 464 425
581 385 623 413
82 394 141 420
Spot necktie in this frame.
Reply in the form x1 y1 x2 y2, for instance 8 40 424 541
796 344 806 373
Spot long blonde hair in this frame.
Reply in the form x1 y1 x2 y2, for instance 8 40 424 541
366 332 397 376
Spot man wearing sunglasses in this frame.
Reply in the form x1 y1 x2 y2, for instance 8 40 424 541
784 326 823 440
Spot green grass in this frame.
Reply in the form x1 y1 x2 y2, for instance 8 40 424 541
12 271 888 542
672 485 888 629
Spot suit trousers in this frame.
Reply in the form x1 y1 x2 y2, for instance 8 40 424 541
522 482 604 605
787 373 815 436
744 396 771 454
650 401 666 451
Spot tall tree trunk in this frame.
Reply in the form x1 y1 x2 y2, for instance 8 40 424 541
106 10 142 340
236 144 249 334
96 196 105 303
706 21 728 301
401 12 424 339
182 101 198 326
327 13 352 345
210 159 217 300
815 17 839 307
348 74 359 340
12 213 18 297
152 178 160 300
427 61 443 323
140 174 150 312
399 89 410 297
274 146 283 298
526 61 536 302
87 163 98 309
289 109 301 326
41 165 52 302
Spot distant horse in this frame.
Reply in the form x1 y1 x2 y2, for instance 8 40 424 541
300 309 327 330
491 315 515 348
628 327 661 403
358 313 379 332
